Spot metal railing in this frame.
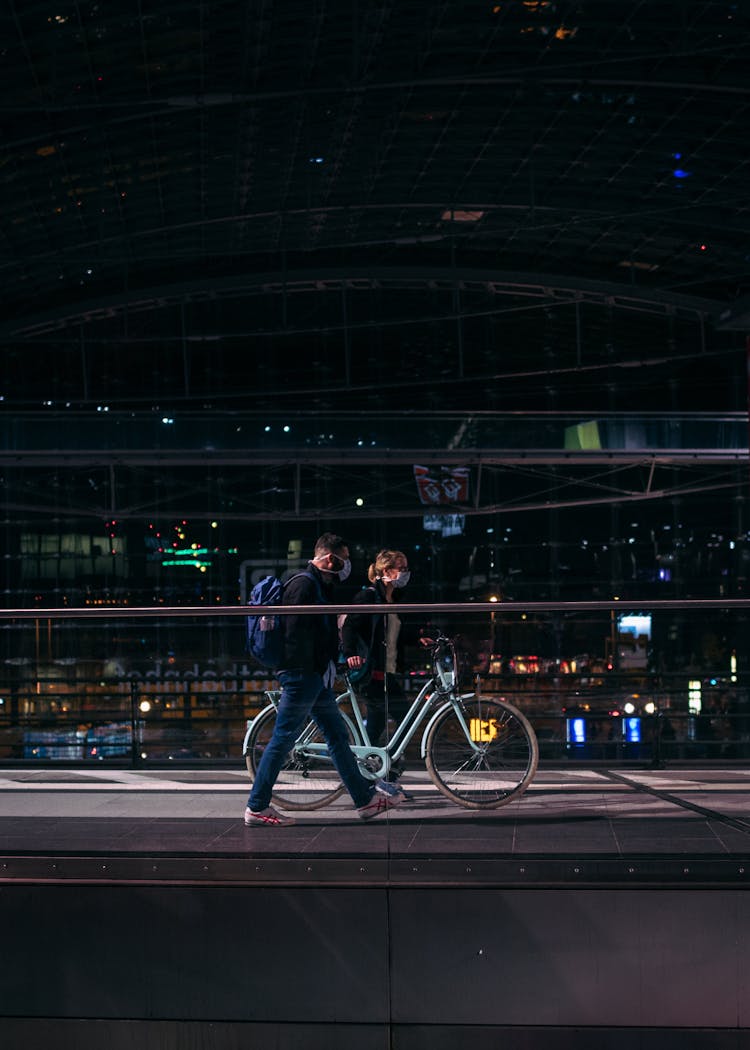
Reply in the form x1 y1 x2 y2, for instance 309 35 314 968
0 598 748 767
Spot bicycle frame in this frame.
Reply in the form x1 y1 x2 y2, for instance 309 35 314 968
244 636 540 810
246 662 479 781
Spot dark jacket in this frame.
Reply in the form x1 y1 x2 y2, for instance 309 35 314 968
278 564 337 674
341 580 397 675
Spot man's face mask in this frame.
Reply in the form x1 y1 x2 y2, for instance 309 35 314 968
334 557 352 582
316 553 351 582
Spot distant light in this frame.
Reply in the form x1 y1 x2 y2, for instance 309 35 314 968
673 168 692 179
355 498 364 507
624 702 636 715
644 702 656 715
264 425 271 432
570 718 586 744
489 595 499 603
162 417 174 424
441 209 485 223
139 700 151 713
283 425 290 433
211 521 218 529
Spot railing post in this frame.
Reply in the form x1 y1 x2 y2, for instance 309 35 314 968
130 679 139 769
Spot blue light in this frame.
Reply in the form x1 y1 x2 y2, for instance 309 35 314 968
569 717 586 744
625 717 641 743
673 168 692 179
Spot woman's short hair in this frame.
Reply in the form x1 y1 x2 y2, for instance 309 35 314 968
368 548 407 583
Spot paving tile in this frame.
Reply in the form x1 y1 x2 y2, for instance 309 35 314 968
2 768 750 884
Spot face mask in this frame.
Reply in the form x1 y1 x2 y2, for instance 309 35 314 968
315 554 351 582
388 570 411 588
335 558 352 583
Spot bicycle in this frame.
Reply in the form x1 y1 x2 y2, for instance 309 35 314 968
243 635 539 811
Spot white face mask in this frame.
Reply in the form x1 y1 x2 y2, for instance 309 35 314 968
315 553 351 582
335 558 352 583
387 570 411 588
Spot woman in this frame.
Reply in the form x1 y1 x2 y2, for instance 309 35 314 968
341 549 426 775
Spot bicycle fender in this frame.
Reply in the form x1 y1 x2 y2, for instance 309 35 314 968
419 692 477 757
417 698 454 758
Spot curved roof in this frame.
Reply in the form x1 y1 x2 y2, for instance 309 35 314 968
0 2 748 541
2 3 747 398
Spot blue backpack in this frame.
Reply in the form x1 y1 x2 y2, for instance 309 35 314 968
246 570 324 669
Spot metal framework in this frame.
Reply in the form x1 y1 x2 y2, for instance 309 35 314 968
0 2 748 539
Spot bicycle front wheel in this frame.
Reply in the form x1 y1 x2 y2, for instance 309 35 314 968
425 696 539 809
244 706 357 810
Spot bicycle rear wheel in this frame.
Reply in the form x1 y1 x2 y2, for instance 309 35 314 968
425 696 538 809
244 705 356 810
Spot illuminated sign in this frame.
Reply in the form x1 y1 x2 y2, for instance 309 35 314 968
470 718 498 742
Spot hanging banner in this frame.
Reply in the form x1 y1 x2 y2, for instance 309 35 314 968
413 465 470 505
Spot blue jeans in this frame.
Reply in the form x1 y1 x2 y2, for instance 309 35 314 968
248 669 374 811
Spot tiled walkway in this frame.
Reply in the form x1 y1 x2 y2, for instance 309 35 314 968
2 766 750 887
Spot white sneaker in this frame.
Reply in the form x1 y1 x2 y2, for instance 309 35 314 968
244 805 296 827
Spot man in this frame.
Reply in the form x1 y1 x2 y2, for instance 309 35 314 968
245 532 406 827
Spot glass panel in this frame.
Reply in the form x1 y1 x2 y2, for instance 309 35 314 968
0 603 747 773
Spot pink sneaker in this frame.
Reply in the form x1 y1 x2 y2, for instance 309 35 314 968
357 781 406 821
244 805 296 827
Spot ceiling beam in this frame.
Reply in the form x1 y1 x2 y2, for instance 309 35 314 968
0 267 720 338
